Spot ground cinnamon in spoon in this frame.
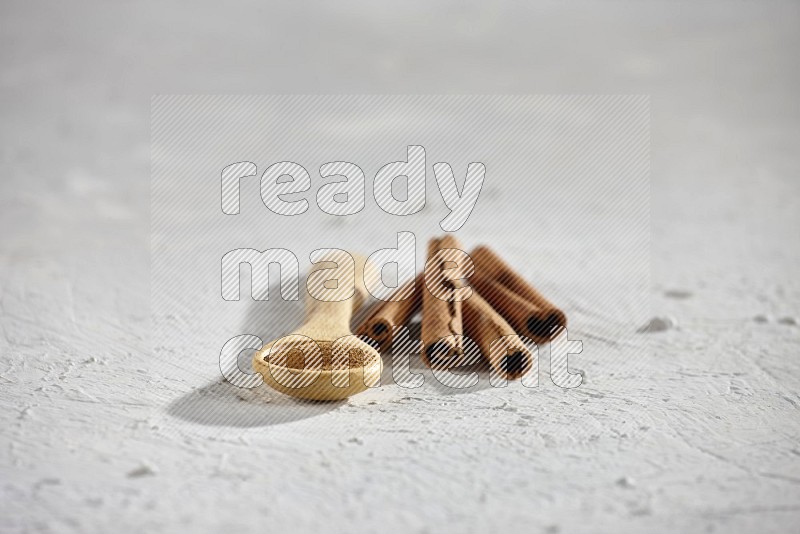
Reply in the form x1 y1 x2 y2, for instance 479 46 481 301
268 341 369 371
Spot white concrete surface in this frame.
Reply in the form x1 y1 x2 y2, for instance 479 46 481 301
1 2 799 533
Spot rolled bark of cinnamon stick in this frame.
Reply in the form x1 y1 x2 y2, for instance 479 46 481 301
355 273 423 351
421 235 468 369
470 246 567 342
462 289 534 380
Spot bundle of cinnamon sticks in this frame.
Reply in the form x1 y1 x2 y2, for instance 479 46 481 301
356 236 567 380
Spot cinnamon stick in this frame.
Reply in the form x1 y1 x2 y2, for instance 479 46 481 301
355 273 423 351
462 289 534 380
421 235 468 369
470 246 567 342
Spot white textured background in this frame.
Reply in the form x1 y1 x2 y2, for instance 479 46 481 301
1 2 799 533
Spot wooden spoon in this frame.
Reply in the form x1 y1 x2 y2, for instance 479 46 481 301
253 251 382 401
